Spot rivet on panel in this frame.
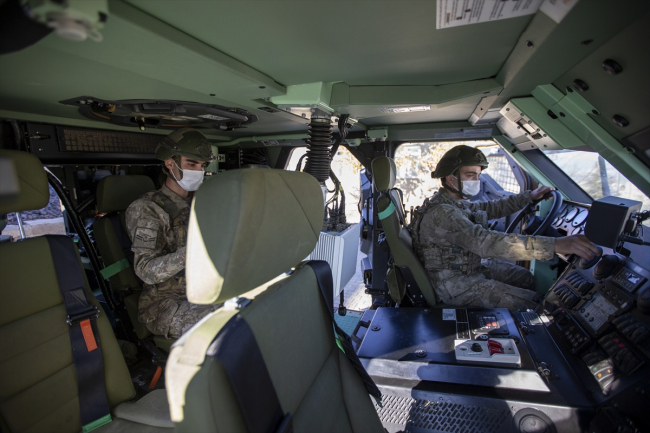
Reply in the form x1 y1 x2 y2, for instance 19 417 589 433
526 40 534 48
573 79 589 92
602 59 622 75
612 114 629 127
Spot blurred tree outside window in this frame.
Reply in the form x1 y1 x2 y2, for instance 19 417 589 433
286 146 362 223
394 141 519 211
544 149 649 226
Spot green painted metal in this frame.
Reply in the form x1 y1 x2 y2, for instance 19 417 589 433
127 0 533 87
331 79 501 107
530 85 650 196
493 135 562 194
215 133 309 148
270 82 337 113
508 98 583 149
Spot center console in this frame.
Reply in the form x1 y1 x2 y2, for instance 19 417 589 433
354 250 650 433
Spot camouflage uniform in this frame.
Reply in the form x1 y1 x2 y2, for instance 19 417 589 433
126 184 217 338
410 187 555 310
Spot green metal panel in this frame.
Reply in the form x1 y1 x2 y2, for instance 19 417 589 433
126 0 534 86
552 12 650 141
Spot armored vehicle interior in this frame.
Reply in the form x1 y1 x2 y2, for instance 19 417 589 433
1 1 650 432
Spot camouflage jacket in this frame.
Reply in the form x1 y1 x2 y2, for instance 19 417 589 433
125 184 192 332
409 188 555 276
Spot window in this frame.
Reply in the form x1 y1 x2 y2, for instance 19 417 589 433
3 184 65 240
286 146 362 223
394 141 518 211
544 149 649 220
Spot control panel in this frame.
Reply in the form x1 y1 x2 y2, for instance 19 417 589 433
542 248 650 394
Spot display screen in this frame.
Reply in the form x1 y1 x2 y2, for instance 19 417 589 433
478 315 499 330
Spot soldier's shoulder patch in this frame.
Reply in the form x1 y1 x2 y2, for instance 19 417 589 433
133 226 158 250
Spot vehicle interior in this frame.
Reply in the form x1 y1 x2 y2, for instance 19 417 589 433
1 1 650 432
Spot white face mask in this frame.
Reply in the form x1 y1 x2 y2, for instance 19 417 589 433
450 175 481 197
171 162 205 192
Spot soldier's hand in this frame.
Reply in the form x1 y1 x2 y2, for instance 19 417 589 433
530 185 555 201
554 235 601 260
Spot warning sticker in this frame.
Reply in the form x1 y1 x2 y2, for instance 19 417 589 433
436 0 545 30
443 309 457 321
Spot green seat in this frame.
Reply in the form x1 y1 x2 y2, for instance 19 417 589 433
94 175 155 341
0 150 172 433
166 168 385 433
371 156 438 306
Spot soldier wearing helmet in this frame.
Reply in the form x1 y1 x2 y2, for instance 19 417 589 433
125 128 218 339
409 145 600 310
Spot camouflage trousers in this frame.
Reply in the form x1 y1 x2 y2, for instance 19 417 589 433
144 298 220 339
432 258 538 310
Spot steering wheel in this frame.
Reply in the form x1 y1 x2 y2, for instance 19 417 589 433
505 190 563 236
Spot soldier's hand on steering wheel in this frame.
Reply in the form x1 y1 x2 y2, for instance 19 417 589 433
530 186 555 202
554 235 601 260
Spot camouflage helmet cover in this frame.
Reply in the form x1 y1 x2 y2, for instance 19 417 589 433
431 145 489 178
155 128 216 162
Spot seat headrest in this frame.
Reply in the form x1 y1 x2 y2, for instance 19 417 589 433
0 150 48 214
371 156 397 192
186 169 323 304
96 175 155 213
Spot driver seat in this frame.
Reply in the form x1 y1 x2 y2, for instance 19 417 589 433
371 156 438 306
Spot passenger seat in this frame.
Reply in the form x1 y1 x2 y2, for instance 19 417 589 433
94 175 174 352
0 150 172 433
371 156 438 306
166 168 385 432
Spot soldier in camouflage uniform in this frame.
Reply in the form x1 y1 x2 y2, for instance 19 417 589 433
126 128 218 338
409 145 600 310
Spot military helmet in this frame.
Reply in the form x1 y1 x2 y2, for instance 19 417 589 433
431 145 488 178
155 128 216 162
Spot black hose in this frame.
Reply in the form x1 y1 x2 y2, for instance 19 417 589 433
304 117 332 182
47 172 116 312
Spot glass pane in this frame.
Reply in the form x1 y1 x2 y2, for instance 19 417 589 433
479 144 520 194
3 184 65 240
394 140 501 211
544 150 649 207
286 146 362 223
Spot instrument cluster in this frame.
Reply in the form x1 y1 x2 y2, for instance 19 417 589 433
552 201 590 236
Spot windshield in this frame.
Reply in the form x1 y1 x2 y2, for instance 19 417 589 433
543 150 649 212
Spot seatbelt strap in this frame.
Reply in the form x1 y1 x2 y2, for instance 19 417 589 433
45 236 112 433
207 314 292 433
305 261 382 405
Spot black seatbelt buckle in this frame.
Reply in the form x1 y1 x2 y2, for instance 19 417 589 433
66 306 100 326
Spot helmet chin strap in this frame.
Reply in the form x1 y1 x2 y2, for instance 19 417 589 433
442 169 473 199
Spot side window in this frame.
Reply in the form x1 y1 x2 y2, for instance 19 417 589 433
3 184 65 240
394 141 500 211
286 146 362 223
479 145 521 194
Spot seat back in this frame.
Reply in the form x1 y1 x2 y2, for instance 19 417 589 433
166 168 385 433
371 156 438 306
94 175 155 340
0 150 135 433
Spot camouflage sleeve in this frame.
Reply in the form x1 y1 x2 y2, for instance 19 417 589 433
125 200 186 285
422 204 556 261
467 191 532 220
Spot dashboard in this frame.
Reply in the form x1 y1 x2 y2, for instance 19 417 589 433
552 200 591 236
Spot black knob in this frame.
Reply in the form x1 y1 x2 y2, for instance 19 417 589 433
580 247 603 269
602 59 623 75
573 79 589 92
593 255 621 280
612 114 629 127
638 288 650 315
471 343 483 352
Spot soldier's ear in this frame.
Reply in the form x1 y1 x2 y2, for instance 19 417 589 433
164 158 175 173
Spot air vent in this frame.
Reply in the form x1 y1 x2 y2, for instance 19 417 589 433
59 96 258 131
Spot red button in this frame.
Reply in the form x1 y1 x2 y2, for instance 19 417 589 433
619 344 625 349
488 340 503 348
489 347 504 356
613 339 620 343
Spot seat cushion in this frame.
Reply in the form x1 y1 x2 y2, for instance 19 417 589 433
0 237 135 433
0 149 49 214
172 265 384 433
96 175 155 214
112 390 173 428
94 216 142 292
